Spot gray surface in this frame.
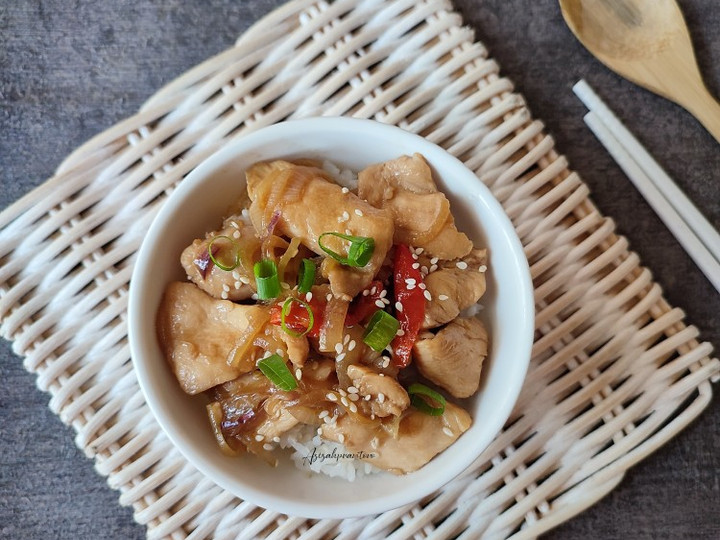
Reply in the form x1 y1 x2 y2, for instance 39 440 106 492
0 0 718 538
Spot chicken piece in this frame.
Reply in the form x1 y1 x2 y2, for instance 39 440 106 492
156 281 269 394
413 317 488 399
357 154 473 260
247 161 394 300
321 401 472 474
256 394 300 441
180 214 260 301
422 249 488 329
272 325 310 368
346 364 409 417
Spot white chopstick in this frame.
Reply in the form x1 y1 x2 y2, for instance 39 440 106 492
573 79 720 295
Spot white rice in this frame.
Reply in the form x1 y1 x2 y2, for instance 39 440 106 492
322 160 358 191
278 424 381 481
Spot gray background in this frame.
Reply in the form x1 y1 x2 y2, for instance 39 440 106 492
1 0 718 538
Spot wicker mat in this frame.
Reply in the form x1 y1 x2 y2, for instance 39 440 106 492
1 0 717 538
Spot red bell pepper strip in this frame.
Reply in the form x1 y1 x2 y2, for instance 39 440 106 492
344 280 386 326
391 244 425 368
269 296 325 338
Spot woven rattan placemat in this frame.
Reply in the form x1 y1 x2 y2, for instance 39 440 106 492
1 0 717 538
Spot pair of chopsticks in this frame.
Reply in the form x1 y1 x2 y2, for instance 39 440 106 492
574 79 720 295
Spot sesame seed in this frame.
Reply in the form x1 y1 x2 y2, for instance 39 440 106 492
222 284 230 292
396 329 405 336
379 373 385 377
405 278 416 285
443 427 454 437
371 286 377 294
345 229 352 235
341 396 350 407
317 427 324 435
263 350 273 358
418 283 426 290
438 294 449 301
305 291 313 302
263 443 274 451
348 340 356 351
255 434 265 442
342 211 350 221
343 334 350 345
326 393 338 401
411 253 419 261
240 276 250 284
430 257 439 264
395 301 403 312
424 290 432 301
371 437 379 449
319 410 329 418
335 343 343 354
272 436 280 443
371 414 376 420
362 289 370 296
339 434 346 444
365 394 372 401
479 265 487 272
421 265 429 274
276 348 284 357
232 270 241 280
234 281 241 289
377 393 385 403
323 416 332 424
379 289 387 298
382 357 390 368
230 220 239 229
412 262 420 269
281 282 290 290
415 247 424 254
349 402 358 413
456 261 468 269
348 386 358 394
341 187 349 194
295 368 302 380
407 283 416 290
221 291 228 299
326 293 333 302
375 299 385 308
348 393 360 402
336 352 346 362
429 264 438 272
338 388 347 397
354 209 364 217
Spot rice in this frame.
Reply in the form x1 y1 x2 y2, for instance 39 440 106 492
278 424 381 481
322 160 358 191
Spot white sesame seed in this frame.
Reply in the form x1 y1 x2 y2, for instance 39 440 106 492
405 278 416 285
443 427 454 437
377 289 386 298
305 291 313 302
273 436 280 443
335 343 343 354
348 340 356 351
412 262 420 269
341 396 349 407
395 301 404 312
371 437 379 449
354 209 364 217
411 253 419 261
323 416 332 424
263 350 273 359
396 329 405 336
317 427 323 435
263 443 274 451
438 294 449 301
362 289 370 296
240 276 250 284
221 291 228 299
421 266 428 275
319 410 329 418
281 282 290 289
424 290 432 301
375 299 385 308
345 228 352 235
377 393 385 403
479 264 487 272
341 187 349 194
407 283 416 290
418 282 426 290
382 357 390 368
295 368 302 380
276 348 284 357
349 394 359 402
232 270 241 280
371 414 376 420
370 286 377 295
255 434 265 442
342 211 350 220
348 386 358 393
222 284 230 292
326 293 333 302
339 434 346 444
343 334 350 345
234 281 241 289
415 247 424 254
429 264 438 272
326 393 338 401
349 402 358 413
230 220 239 229
338 388 347 398
430 257 439 264
336 352 346 362
365 394 372 401
456 261 468 269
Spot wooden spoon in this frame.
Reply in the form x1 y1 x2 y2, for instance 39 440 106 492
559 0 720 143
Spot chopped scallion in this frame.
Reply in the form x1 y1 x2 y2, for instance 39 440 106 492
362 310 399 352
408 383 446 416
257 353 297 391
207 235 241 271
297 258 316 293
318 232 375 267
281 297 314 337
254 259 281 299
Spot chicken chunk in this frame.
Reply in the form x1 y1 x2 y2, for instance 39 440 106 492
273 325 310 368
257 394 300 440
413 317 489 398
357 154 473 260
246 161 394 300
321 401 471 474
180 215 260 301
156 281 269 394
346 364 409 417
422 249 488 329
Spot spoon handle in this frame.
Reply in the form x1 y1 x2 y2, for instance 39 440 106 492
684 84 720 145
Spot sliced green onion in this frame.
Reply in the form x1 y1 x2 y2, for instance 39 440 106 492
362 310 400 352
408 383 446 416
297 258 316 293
318 232 375 267
257 353 298 391
208 235 241 271
254 259 281 299
281 297 314 337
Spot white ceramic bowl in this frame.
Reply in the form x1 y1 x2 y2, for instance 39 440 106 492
128 117 534 519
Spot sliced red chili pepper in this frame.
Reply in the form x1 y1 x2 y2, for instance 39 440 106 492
391 244 426 368
345 280 386 326
269 295 325 338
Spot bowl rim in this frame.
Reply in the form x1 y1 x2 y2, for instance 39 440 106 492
128 116 535 519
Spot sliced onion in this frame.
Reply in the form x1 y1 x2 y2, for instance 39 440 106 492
317 296 349 353
277 236 302 282
206 402 240 456
227 309 270 369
